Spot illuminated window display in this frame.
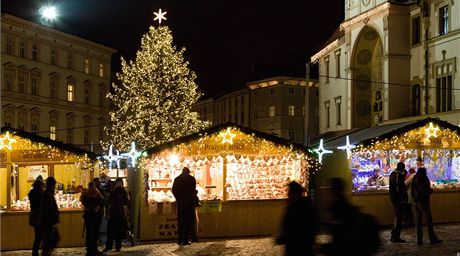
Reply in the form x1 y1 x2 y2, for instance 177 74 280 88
352 121 460 192
143 126 317 205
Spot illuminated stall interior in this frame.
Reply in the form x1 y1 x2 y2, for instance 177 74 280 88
351 119 460 192
0 128 98 211
141 124 319 205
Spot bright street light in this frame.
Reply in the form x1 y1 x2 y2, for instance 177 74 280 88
39 6 58 26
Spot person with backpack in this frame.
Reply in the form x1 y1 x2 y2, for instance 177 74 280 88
411 168 442 245
389 162 408 243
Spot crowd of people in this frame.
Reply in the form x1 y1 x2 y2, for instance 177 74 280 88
28 176 131 256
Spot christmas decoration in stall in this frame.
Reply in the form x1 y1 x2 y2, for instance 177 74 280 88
104 8 210 151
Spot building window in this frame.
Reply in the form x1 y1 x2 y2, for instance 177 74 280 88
439 5 449 35
412 16 421 44
335 97 342 126
84 86 90 104
325 57 330 83
67 81 74 102
335 50 341 78
288 131 295 141
18 72 26 93
67 53 73 69
325 101 330 128
270 88 275 95
288 88 294 94
269 106 275 117
99 63 104 77
50 125 57 140
67 129 73 144
84 129 90 145
6 37 13 55
411 84 421 115
288 105 295 116
4 68 15 91
85 58 90 74
50 78 58 98
31 76 38 95
32 42 38 60
435 64 453 112
50 47 56 65
19 40 26 58
31 124 38 134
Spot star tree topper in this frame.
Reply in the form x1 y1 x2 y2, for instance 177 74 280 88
314 139 333 163
337 135 356 159
154 9 167 25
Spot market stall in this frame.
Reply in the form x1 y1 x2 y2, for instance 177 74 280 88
135 124 319 240
314 118 460 225
0 128 100 250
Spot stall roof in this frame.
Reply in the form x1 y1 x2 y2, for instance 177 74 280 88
144 123 312 155
314 118 460 149
1 127 98 160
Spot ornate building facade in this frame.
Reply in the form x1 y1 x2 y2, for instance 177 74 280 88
1 13 116 152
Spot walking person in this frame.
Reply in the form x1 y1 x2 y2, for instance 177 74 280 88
411 168 443 245
172 167 196 245
29 176 44 256
276 181 316 256
81 182 104 256
40 177 60 256
103 178 130 252
389 162 408 243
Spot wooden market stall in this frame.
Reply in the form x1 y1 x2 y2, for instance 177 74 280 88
134 124 319 241
0 128 100 250
314 118 460 226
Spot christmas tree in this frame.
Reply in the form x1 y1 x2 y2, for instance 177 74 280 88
105 24 210 150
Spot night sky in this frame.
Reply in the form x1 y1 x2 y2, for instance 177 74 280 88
2 0 344 98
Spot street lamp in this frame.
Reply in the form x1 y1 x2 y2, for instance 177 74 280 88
39 6 58 27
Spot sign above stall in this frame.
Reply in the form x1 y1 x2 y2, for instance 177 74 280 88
11 150 66 162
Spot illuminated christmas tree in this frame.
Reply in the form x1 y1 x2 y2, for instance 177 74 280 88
105 22 210 150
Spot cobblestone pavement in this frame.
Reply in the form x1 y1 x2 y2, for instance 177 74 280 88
2 223 460 256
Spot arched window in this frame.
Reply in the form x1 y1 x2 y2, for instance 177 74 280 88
411 84 421 116
3 64 16 91
30 69 41 96
49 73 60 99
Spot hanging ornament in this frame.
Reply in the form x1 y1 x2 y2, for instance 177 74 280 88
337 135 356 159
314 139 333 163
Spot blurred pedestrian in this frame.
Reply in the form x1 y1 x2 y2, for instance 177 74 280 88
40 177 60 256
172 167 196 245
103 178 130 252
411 168 442 245
404 167 416 227
189 190 201 242
389 162 408 243
81 182 104 256
28 176 44 256
276 181 316 256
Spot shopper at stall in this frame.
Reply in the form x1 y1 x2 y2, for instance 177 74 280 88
389 162 408 243
404 167 416 227
276 181 316 256
40 177 60 256
367 169 384 187
172 167 197 245
103 178 130 252
81 182 104 256
411 168 443 245
28 176 44 256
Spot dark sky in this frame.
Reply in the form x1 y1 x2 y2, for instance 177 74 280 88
2 0 344 98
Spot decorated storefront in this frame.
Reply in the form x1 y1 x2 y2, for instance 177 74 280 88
136 124 319 240
314 118 460 225
0 128 99 250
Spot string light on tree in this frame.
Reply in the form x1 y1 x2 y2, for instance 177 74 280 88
154 9 167 25
337 135 356 159
314 139 333 163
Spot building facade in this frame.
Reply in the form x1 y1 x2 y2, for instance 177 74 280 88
1 13 116 152
192 76 319 144
312 0 460 134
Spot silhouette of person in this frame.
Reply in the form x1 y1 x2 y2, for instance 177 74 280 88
81 181 104 256
104 178 130 252
389 162 408 243
28 177 44 256
172 167 196 245
40 177 60 256
411 168 442 245
276 181 317 256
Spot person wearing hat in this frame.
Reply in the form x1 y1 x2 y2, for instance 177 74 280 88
28 177 45 256
389 162 408 243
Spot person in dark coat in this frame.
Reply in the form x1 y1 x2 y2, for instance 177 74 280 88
103 178 129 252
81 182 104 256
29 177 45 256
389 162 408 243
40 177 60 256
172 167 196 245
411 168 442 245
276 181 317 256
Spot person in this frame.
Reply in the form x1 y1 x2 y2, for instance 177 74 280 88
389 162 408 243
28 176 44 256
189 190 201 242
404 167 416 227
172 167 196 245
40 177 60 256
103 178 130 252
276 181 316 256
367 169 384 187
81 182 104 256
411 168 442 245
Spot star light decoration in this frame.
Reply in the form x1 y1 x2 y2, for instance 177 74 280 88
0 131 17 150
121 142 142 168
424 122 439 139
219 128 236 145
337 135 356 159
314 139 333 163
154 9 167 25
103 145 122 169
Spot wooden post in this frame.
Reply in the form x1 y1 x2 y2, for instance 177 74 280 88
223 155 227 202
